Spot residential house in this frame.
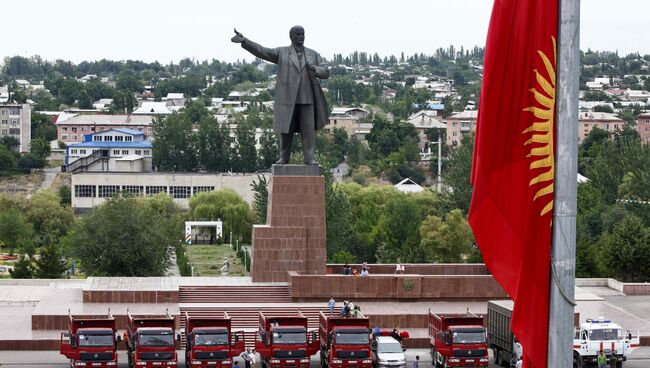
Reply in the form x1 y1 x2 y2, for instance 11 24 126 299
56 114 155 144
406 110 446 155
638 113 650 144
625 89 650 102
163 93 186 107
133 101 173 115
394 178 424 193
578 112 625 143
325 107 371 140
64 128 153 173
445 110 478 146
0 103 31 153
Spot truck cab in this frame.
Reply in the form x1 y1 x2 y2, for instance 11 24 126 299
371 336 406 368
126 310 178 368
319 312 373 368
184 312 245 368
255 312 319 368
60 310 120 368
428 310 489 367
573 317 640 368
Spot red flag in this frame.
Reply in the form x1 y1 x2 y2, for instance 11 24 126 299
469 1 558 368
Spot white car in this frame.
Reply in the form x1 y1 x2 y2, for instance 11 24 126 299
371 336 406 368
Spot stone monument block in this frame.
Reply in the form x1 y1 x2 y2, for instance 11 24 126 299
251 165 327 282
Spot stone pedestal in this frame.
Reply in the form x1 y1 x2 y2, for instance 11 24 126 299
251 165 327 282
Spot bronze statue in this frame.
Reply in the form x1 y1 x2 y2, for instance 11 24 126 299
231 26 330 165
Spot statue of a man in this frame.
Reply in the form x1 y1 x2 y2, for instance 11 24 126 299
231 26 330 165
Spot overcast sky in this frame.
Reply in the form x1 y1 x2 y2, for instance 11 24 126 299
4 0 648 64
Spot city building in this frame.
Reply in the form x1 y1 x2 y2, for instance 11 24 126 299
325 107 372 140
133 101 173 115
71 172 265 212
445 110 478 146
407 110 446 154
56 114 154 144
0 103 31 153
638 113 650 144
64 128 153 173
578 111 625 143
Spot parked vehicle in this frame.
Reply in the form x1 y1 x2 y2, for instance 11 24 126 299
573 317 640 368
371 335 406 368
428 309 489 367
125 309 178 368
60 309 120 367
487 301 523 367
255 311 320 368
184 311 246 368
319 311 373 368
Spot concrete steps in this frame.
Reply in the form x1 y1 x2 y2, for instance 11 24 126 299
179 285 291 303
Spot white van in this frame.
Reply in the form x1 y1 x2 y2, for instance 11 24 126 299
371 336 406 368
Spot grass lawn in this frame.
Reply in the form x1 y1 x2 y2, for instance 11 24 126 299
185 244 249 276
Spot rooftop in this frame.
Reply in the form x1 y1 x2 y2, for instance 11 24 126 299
56 114 154 126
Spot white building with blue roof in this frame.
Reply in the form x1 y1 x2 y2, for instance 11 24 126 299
64 128 153 173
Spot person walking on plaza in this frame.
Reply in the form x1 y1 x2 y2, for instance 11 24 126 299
395 257 404 274
240 348 254 368
609 351 618 368
233 361 240 368
412 355 419 368
597 350 607 368
328 296 336 315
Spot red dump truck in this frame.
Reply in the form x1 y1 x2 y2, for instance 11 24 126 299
184 311 246 368
255 311 320 368
319 311 373 368
60 310 120 367
428 310 489 367
125 310 179 368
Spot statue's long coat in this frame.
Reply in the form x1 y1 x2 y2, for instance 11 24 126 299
241 40 330 134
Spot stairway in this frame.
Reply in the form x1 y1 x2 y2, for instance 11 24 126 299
179 285 291 303
179 306 334 348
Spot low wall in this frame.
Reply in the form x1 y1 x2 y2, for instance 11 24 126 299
575 278 650 295
82 290 178 303
327 263 489 275
289 272 507 300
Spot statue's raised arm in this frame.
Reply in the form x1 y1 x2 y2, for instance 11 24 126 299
231 28 246 43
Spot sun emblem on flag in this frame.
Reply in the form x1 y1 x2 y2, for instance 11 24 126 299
523 37 556 217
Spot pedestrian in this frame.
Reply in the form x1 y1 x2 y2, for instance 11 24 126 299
609 351 618 368
391 327 402 343
515 359 522 368
328 296 336 315
597 350 607 368
352 304 361 318
395 257 404 274
342 263 351 275
352 267 359 276
412 355 419 368
360 268 369 276
233 361 240 368
240 348 253 368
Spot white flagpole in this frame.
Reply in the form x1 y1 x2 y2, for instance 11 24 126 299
548 0 580 366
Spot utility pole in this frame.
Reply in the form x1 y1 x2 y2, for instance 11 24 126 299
548 0 579 366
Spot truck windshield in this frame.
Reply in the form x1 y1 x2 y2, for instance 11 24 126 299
273 329 307 344
589 329 621 340
377 342 403 353
139 331 174 346
335 330 369 345
195 332 228 346
78 332 114 347
452 331 486 344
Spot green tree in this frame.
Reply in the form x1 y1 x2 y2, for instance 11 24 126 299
250 175 269 224
375 192 423 262
420 209 475 263
0 145 17 171
31 112 57 141
18 153 46 172
30 138 51 160
0 209 34 253
9 255 35 279
25 190 75 247
233 120 257 173
599 214 650 282
152 113 197 171
33 243 67 278
69 195 178 276
442 135 474 214
188 189 254 243
116 71 144 93
326 183 354 261
197 115 231 172
111 90 136 114
257 128 279 170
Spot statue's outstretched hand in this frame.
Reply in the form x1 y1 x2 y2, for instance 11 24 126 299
231 28 245 43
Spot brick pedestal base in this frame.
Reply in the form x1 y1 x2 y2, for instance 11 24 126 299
251 171 327 282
